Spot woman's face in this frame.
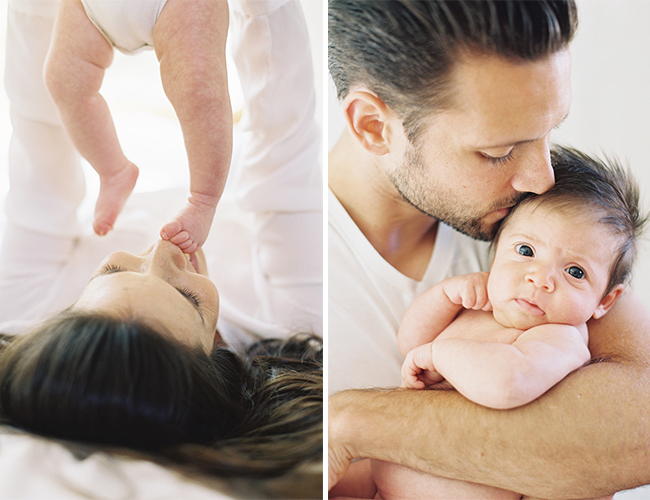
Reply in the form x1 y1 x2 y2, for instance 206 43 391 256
73 240 220 351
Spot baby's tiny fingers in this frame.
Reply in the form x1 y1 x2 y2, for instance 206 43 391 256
461 287 477 309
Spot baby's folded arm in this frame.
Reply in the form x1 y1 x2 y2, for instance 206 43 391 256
397 280 466 357
430 324 590 409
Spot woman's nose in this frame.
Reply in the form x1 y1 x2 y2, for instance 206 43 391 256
146 239 189 274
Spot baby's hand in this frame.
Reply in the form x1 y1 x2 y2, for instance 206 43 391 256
401 343 444 389
441 272 492 311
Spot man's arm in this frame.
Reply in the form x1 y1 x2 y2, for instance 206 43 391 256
329 291 650 498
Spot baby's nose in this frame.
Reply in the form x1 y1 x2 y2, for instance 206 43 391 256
525 265 556 291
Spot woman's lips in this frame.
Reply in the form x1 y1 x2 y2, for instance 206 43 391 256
515 298 545 317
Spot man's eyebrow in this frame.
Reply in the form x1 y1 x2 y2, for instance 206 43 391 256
93 268 205 324
476 111 571 150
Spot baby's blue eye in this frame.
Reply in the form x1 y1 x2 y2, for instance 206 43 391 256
566 266 585 279
516 244 534 257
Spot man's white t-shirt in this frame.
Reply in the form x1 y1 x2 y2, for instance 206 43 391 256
328 189 492 394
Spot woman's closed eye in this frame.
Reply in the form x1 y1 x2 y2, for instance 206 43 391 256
98 263 126 275
102 266 202 307
178 287 202 307
95 263 202 309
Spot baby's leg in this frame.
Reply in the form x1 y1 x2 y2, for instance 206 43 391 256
523 496 613 500
160 192 218 254
372 460 522 500
45 0 138 236
155 0 232 252
91 158 139 235
329 459 378 499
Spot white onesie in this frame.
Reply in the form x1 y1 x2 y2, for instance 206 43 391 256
80 0 170 53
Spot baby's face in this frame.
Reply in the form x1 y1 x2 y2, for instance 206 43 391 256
488 202 621 329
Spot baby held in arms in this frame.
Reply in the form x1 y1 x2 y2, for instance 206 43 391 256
44 0 232 253
335 147 647 500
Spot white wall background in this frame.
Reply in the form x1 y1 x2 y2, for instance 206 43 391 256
327 0 650 312
0 0 323 225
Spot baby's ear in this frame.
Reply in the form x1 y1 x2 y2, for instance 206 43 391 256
592 284 625 320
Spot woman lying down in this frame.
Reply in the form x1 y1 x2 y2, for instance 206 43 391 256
0 0 322 496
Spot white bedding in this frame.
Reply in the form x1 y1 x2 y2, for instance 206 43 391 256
0 426 322 499
0 426 236 500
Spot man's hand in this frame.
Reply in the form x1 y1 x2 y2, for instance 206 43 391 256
328 437 352 490
328 394 354 490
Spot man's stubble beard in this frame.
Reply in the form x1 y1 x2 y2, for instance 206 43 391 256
387 144 524 242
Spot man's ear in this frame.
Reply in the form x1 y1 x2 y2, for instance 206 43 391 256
593 284 625 320
342 90 392 156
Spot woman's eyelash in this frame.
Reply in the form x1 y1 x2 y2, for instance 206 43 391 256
100 264 126 274
96 264 201 308
179 288 201 307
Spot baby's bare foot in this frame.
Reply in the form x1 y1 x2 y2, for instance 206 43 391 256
160 196 217 254
93 162 139 236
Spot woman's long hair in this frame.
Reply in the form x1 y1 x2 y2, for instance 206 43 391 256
0 312 322 484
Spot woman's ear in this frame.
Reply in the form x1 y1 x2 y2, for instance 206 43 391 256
342 90 392 156
592 284 625 320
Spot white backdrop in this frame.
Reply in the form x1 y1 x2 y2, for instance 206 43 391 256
0 0 324 228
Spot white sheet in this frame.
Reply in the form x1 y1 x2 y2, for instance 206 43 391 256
0 427 237 500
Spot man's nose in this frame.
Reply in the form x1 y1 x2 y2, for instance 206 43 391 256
510 140 555 195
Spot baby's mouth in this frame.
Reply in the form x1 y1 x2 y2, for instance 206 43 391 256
515 298 545 317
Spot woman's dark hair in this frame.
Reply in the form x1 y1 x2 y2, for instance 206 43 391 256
0 312 322 482
329 0 578 142
494 146 648 297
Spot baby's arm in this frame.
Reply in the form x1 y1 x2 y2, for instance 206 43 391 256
431 322 591 409
397 272 491 358
155 0 232 251
44 0 126 177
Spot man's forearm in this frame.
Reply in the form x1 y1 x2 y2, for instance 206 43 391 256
330 293 650 498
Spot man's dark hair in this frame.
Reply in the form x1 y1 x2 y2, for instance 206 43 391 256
328 0 578 141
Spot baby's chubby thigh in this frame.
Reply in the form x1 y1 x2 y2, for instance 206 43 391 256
371 459 522 500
